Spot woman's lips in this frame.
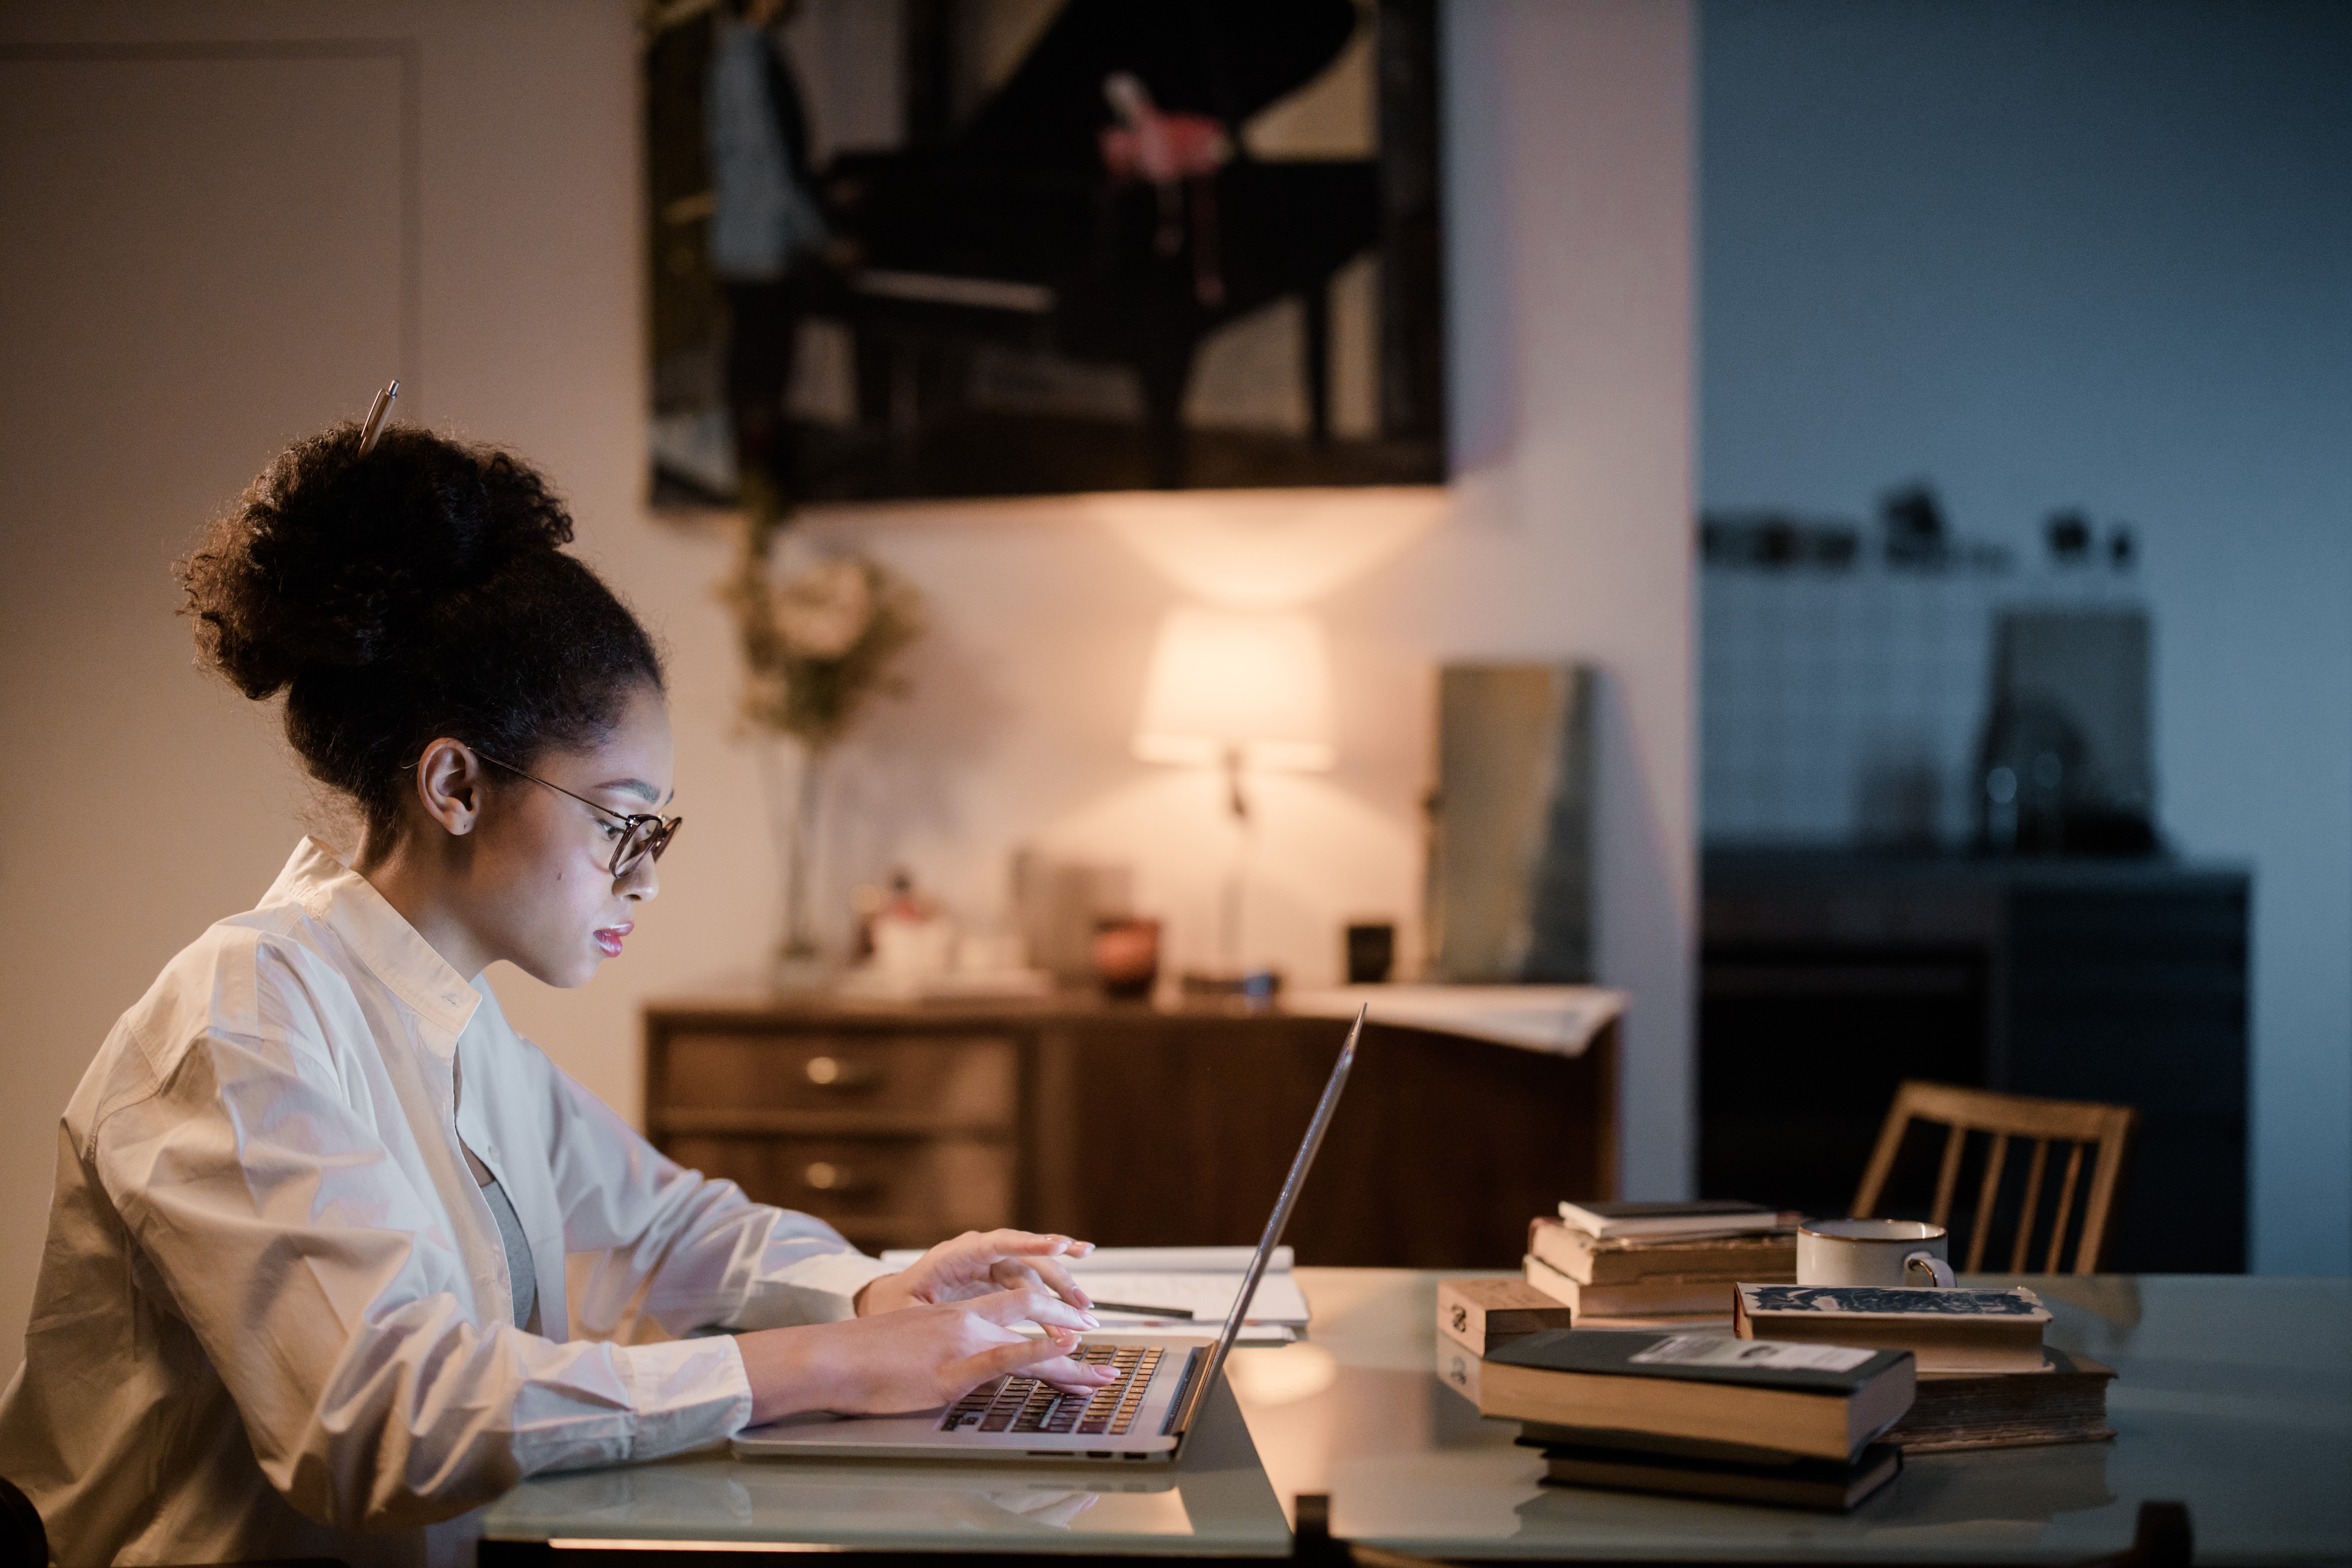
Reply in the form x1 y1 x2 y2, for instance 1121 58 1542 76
594 922 633 958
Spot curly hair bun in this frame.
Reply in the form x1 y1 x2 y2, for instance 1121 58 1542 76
178 421 662 839
182 422 575 698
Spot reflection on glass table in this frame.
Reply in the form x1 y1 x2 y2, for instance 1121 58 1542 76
1223 1269 2350 1564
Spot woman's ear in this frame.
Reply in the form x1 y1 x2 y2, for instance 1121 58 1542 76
414 738 488 838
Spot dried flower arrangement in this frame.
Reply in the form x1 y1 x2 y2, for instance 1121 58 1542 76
720 514 923 753
721 513 923 978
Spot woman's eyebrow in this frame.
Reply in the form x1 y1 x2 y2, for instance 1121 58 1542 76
598 777 671 806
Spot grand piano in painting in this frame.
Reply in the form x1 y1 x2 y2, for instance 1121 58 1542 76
646 0 1443 503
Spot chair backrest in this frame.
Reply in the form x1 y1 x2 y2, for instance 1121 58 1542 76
1851 1079 2140 1274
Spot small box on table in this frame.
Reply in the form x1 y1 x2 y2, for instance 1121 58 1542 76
1437 1277 1577 1354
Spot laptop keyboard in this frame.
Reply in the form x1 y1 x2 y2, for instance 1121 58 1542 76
937 1344 1166 1437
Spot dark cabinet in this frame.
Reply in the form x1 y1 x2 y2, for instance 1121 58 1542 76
1701 850 2248 1272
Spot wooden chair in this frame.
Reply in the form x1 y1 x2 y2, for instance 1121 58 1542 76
1853 1080 2140 1274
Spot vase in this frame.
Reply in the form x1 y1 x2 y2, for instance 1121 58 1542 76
766 738 832 991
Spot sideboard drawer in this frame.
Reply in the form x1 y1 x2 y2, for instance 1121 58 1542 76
667 1134 1015 1251
647 999 1620 1268
654 1032 1018 1132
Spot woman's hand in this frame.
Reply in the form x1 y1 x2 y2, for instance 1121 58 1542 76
856 1228 1098 1318
736 1288 1118 1423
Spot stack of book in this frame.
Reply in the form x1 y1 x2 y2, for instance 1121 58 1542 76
1476 1327 1917 1510
1733 1282 2115 1451
1525 1201 1799 1323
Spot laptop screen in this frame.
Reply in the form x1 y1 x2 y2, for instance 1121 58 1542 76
1165 1006 1363 1436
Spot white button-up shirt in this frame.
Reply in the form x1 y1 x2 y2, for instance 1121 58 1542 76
0 839 892 1568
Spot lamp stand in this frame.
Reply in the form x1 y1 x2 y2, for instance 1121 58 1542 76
1182 747 1281 1001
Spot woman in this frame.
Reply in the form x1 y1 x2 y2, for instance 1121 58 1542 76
0 420 1114 1568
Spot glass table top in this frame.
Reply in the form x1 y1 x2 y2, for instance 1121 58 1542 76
480 1372 1290 1557
481 1269 2351 1563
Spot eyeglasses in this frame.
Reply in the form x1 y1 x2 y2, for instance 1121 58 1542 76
478 754 682 879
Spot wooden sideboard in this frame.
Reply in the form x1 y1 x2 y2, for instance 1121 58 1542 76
644 997 1617 1269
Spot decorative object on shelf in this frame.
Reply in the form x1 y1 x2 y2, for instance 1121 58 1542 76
1093 916 1162 1000
834 867 1052 1003
869 869 952 977
1343 920 1395 983
1133 604 1335 994
1427 663 1595 983
1012 849 1135 989
722 514 922 987
1976 607 2156 856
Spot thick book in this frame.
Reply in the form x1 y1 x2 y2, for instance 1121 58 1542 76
1538 1440 1904 1512
1884 1348 2116 1452
1531 1215 1797 1287
1478 1328 1917 1464
1438 1277 1577 1354
1558 1199 1793 1240
1735 1283 2051 1374
1517 1420 1823 1468
1526 1254 1739 1318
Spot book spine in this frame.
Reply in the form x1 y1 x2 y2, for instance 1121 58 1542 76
1525 1256 1741 1317
1530 1217 1602 1282
1530 1217 1798 1286
1523 1255 1580 1308
1476 1361 1855 1464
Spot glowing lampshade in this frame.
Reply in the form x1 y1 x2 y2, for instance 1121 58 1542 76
1134 606 1336 772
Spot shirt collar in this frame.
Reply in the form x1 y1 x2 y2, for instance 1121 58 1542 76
264 837 484 1044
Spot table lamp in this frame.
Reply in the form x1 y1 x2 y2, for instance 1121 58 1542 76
1133 606 1335 993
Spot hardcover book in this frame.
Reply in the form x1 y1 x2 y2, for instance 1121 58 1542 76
1479 1329 1917 1463
1525 1254 1738 1319
1558 1199 1793 1240
1735 1283 2050 1374
1885 1348 2117 1451
1530 1215 1797 1286
1537 1440 1904 1511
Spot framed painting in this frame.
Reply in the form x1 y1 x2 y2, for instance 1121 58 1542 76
644 0 1444 506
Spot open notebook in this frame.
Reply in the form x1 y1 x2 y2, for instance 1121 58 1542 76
875 1245 1312 1337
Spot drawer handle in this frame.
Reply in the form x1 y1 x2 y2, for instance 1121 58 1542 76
803 1055 876 1088
803 1161 869 1194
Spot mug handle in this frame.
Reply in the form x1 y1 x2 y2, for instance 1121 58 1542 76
1904 1250 1956 1288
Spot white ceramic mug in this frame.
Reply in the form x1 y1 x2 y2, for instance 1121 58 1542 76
1797 1219 1956 1288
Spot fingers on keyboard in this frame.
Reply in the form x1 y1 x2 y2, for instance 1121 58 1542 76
938 1344 1167 1436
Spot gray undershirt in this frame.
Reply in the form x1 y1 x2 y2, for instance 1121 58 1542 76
479 1176 539 1333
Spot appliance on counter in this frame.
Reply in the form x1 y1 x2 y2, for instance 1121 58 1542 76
1978 608 2157 856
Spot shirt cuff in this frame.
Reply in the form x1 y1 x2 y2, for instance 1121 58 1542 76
615 1334 757 1461
733 1247 900 1329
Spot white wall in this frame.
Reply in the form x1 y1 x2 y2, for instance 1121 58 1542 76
1700 0 2352 1275
0 0 1694 1362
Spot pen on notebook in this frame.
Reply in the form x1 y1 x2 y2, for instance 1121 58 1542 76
1088 1301 1196 1319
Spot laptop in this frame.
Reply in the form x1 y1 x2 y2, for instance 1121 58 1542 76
732 1006 1363 1464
